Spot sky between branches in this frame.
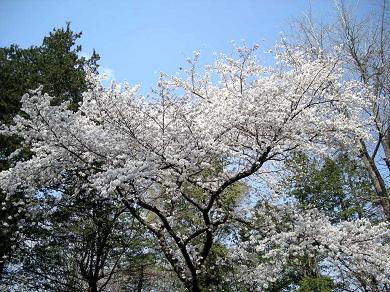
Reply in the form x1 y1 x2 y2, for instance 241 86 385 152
0 0 377 93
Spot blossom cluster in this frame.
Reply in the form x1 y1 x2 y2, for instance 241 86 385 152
231 206 390 290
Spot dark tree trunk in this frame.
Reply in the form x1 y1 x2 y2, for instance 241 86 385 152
0 259 4 278
89 281 98 292
137 265 144 292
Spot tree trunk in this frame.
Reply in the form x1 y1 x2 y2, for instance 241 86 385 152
191 284 201 292
137 265 144 292
0 259 4 279
89 281 98 292
359 140 390 221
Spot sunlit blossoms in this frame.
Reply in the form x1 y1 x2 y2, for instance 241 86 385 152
0 44 388 291
231 206 390 290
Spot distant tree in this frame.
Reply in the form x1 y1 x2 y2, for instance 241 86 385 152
0 22 99 124
284 152 379 222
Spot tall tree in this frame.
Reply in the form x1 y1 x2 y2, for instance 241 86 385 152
289 0 390 220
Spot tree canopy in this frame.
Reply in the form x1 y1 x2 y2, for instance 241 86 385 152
1 2 390 291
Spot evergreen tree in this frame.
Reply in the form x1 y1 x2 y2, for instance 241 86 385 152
284 153 379 222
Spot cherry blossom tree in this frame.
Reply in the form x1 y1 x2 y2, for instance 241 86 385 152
1 44 388 291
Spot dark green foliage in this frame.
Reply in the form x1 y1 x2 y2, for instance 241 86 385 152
284 152 377 222
0 22 99 125
16 192 148 291
298 276 334 292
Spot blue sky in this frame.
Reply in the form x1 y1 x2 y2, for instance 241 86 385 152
0 0 376 93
